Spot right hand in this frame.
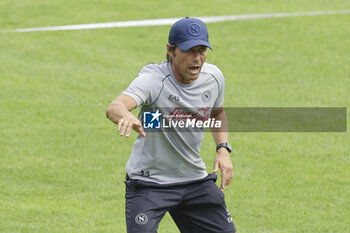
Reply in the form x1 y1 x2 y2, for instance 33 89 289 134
117 115 146 138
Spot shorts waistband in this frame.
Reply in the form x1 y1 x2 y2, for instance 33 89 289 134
125 173 217 188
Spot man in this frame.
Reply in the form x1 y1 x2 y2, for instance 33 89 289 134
106 17 236 233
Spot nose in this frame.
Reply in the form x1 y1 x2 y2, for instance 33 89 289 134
193 51 201 63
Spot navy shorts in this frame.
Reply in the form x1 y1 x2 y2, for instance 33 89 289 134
125 173 236 233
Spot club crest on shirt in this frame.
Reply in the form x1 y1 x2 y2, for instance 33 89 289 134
201 90 212 103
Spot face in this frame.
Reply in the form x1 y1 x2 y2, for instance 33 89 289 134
167 44 207 84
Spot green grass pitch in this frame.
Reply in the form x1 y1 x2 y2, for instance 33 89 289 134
1 1 349 232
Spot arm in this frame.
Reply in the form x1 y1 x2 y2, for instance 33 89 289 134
106 94 146 138
210 106 233 191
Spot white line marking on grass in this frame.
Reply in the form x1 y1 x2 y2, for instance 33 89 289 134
2 10 350 33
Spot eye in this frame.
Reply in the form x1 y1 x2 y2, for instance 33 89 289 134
199 47 207 53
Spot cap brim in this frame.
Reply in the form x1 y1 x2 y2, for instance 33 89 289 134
177 40 213 51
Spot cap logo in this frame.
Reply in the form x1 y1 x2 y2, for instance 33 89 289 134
188 23 201 36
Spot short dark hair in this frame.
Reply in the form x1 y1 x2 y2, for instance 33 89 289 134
166 44 177 62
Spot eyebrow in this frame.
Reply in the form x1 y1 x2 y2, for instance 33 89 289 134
192 46 207 50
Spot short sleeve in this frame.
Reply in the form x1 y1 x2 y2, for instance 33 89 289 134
213 68 225 110
121 63 165 107
122 75 151 107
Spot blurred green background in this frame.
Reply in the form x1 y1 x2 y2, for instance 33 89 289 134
1 1 349 232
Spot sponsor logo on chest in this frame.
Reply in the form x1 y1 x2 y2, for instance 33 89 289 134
168 94 180 102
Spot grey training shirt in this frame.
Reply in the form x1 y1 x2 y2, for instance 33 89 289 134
122 61 225 184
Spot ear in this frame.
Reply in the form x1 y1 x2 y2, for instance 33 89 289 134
166 43 174 59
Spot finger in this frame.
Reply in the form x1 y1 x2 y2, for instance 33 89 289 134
225 175 232 187
221 168 228 190
125 123 134 138
227 170 234 186
213 160 219 173
120 121 129 136
117 119 123 131
220 180 225 191
224 169 232 186
228 174 233 185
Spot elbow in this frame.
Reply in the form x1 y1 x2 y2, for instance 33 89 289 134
106 105 113 120
211 106 225 118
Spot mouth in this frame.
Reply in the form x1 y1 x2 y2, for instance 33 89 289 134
189 66 200 75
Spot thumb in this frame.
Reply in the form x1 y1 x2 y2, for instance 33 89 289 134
134 122 146 137
137 126 146 137
213 160 219 173
139 129 146 137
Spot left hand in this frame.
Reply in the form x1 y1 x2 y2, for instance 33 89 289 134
213 148 234 191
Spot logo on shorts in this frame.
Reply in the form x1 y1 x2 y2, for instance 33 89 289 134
135 213 148 225
143 110 161 129
226 208 233 223
201 90 212 103
188 23 201 36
